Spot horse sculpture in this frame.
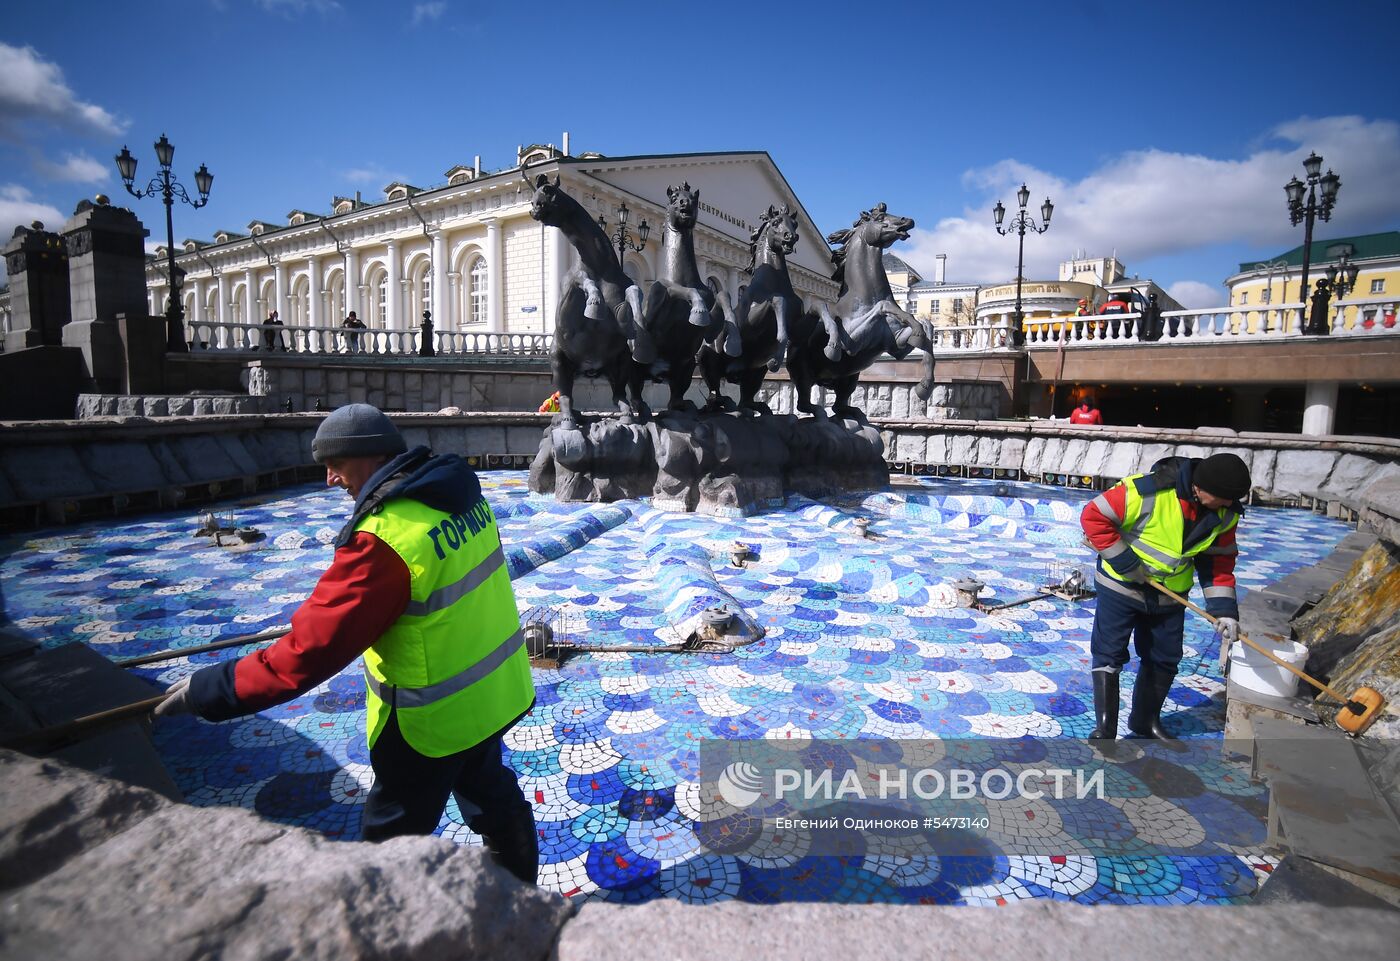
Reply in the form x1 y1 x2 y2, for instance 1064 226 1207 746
698 203 849 414
786 203 935 420
633 182 741 414
525 170 654 430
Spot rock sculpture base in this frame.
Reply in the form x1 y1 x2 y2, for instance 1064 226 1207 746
528 409 887 515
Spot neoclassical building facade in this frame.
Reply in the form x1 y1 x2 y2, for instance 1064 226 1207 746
144 146 840 342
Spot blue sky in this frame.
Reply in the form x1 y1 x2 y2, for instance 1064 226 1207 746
4 0 1399 306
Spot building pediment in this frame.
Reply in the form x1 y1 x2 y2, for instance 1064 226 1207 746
567 152 839 277
286 209 317 226
383 183 422 202
247 220 277 236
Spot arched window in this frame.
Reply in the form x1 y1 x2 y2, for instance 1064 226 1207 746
374 274 388 328
469 256 488 327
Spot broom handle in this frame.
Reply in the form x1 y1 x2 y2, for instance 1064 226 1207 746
116 627 290 667
1146 580 1353 702
0 695 169 752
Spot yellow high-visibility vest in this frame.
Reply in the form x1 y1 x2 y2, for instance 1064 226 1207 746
1094 473 1238 595
356 496 533 757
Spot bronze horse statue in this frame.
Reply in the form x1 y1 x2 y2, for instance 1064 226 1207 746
786 203 935 420
525 170 654 430
632 182 740 414
698 203 849 414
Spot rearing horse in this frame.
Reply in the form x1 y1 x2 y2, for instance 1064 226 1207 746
633 182 741 413
786 203 935 420
526 171 653 430
698 203 848 414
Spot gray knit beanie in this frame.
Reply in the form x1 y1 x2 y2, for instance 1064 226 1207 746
312 404 406 463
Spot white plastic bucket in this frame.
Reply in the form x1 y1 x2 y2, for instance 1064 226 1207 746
1229 639 1309 697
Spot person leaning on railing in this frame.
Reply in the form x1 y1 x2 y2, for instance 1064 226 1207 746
341 311 366 353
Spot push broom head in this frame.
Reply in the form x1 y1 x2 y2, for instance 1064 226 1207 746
1337 686 1386 736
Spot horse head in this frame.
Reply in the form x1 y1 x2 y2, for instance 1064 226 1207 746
523 169 568 227
665 182 699 232
827 202 914 255
746 203 799 272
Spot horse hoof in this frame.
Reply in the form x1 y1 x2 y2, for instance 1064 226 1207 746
823 344 843 362
688 307 710 328
584 301 605 321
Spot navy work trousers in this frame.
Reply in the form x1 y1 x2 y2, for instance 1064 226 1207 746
361 709 538 881
1089 578 1186 675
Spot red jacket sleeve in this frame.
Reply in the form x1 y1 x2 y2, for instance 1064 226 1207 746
230 531 410 713
1081 483 1143 578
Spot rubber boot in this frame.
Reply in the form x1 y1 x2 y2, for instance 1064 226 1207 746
1128 662 1177 740
474 804 539 886
1087 670 1119 740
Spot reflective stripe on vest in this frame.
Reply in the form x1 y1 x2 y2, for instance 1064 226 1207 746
356 495 534 758
1103 473 1237 592
366 627 524 708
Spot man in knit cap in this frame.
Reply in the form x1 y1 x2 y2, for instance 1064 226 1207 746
1079 452 1251 740
156 404 539 882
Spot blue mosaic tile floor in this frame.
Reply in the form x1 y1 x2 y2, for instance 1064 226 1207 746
0 474 1353 905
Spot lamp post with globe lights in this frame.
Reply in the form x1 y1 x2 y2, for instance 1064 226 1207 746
596 202 649 273
115 135 213 352
993 184 1053 346
1284 152 1340 335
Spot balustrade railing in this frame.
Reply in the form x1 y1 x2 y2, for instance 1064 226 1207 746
183 298 1396 361
185 321 553 358
931 296 1398 352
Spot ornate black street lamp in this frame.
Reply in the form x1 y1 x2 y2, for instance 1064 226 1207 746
1325 248 1360 299
115 134 213 352
597 202 649 272
993 184 1053 346
1284 152 1340 335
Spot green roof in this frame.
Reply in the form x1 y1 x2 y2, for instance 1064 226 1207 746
1239 230 1400 273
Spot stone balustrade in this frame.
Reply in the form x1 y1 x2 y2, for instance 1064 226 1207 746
184 319 553 359
934 296 1400 352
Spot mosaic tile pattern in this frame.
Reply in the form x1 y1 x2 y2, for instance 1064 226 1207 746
0 474 1351 903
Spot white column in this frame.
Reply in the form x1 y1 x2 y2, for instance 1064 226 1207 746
344 247 361 321
274 262 288 322
244 268 257 324
1302 381 1339 436
447 272 461 329
546 224 567 329
485 218 504 332
385 240 400 330
216 273 229 326
191 277 206 325
307 256 322 330
432 232 448 327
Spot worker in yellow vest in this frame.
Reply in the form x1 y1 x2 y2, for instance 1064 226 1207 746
1080 453 1250 740
157 404 538 882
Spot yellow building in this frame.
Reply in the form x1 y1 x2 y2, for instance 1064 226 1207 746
1224 230 1400 329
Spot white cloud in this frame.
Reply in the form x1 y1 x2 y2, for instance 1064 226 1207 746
1166 281 1224 310
0 42 124 138
898 115 1400 289
339 164 402 187
410 2 446 26
33 150 108 184
0 184 65 236
256 0 342 15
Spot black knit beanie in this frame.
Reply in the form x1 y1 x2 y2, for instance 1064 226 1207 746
1194 453 1251 501
312 404 406 463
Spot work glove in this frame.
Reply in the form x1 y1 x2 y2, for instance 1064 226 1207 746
1122 565 1151 584
1215 617 1240 673
153 675 193 718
